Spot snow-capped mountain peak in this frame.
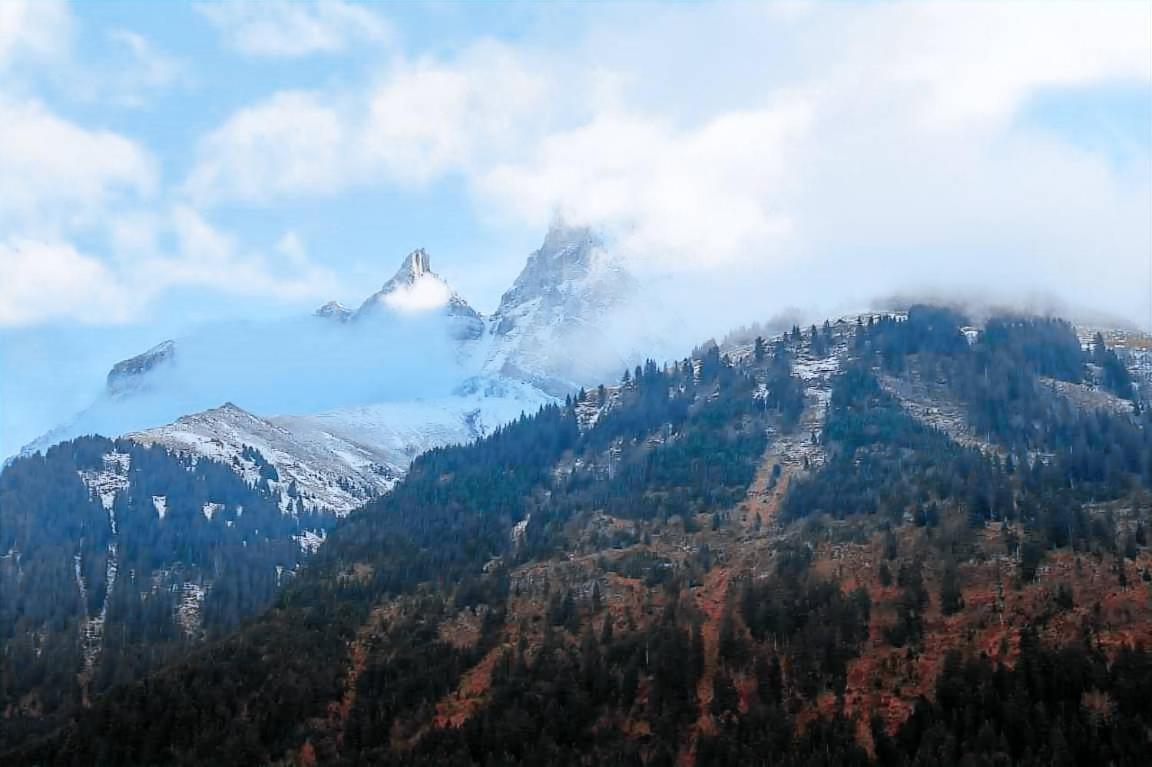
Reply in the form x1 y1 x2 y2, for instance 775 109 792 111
22 224 640 510
494 222 605 331
350 248 485 340
484 219 637 394
356 249 463 315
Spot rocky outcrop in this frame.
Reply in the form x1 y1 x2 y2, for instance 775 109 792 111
106 340 176 397
314 301 352 322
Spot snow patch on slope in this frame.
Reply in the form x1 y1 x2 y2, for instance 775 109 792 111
78 452 131 533
294 529 327 554
80 543 118 673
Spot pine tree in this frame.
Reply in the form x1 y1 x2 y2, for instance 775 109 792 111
754 336 767 362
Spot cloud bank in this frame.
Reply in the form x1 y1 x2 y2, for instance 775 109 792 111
179 2 1152 334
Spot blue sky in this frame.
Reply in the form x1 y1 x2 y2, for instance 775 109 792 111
1 1 1150 457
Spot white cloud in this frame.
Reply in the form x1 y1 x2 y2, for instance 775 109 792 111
478 101 813 274
0 3 339 329
0 0 70 72
196 0 392 57
2 0 186 108
156 206 340 302
12 1 1151 334
0 95 156 226
382 277 452 313
0 15 180 235
0 209 341 328
0 239 135 326
275 231 311 269
866 3 1152 128
179 2 1152 329
186 42 550 203
361 43 549 182
472 2 1152 330
185 90 355 202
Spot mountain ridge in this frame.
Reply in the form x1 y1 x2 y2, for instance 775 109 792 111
20 221 633 473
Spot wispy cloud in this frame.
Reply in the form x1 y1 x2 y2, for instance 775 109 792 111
185 90 356 202
196 0 392 57
0 1 334 328
0 208 340 328
104 29 189 106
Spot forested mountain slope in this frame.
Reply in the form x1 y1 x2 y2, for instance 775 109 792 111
6 307 1152 766
0 437 336 744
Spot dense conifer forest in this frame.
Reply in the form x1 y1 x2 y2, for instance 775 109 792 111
1 437 335 745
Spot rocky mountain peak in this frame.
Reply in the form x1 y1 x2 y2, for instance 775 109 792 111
542 215 599 251
356 249 461 314
498 220 605 311
485 220 637 395
314 301 352 322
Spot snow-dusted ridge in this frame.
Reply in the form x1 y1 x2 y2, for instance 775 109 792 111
129 402 401 516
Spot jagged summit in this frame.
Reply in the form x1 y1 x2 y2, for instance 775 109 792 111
366 248 440 305
485 219 636 394
394 247 431 283
353 249 481 336
493 221 607 333
205 401 247 416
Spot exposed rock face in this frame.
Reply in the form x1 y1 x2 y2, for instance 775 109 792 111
486 221 637 395
106 340 176 397
314 301 352 322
